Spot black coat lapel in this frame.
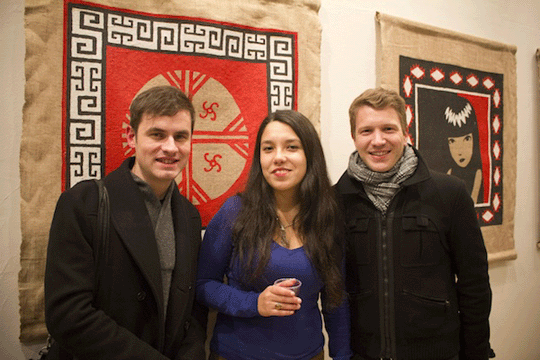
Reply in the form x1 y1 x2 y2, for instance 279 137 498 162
164 188 194 340
104 159 165 316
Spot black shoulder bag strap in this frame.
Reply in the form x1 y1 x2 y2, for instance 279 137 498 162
93 178 110 293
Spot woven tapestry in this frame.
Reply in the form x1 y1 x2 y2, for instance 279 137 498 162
376 12 517 263
20 0 321 342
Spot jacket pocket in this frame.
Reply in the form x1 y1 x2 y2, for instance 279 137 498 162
346 217 371 265
400 289 449 337
400 215 444 267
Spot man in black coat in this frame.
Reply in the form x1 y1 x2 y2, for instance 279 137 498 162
335 87 492 360
45 86 206 359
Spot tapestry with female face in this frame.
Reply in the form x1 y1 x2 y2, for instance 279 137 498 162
400 56 502 227
418 90 485 205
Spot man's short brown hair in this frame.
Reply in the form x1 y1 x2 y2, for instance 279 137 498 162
129 86 195 133
348 87 407 137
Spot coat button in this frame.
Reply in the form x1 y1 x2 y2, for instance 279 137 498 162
136 291 146 301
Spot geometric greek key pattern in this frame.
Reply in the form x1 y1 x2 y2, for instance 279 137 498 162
65 2 296 188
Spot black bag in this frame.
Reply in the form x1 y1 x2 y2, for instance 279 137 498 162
34 179 110 360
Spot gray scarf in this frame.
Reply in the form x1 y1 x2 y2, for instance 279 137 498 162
347 145 418 214
132 174 176 316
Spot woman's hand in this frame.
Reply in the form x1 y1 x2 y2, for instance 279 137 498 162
257 282 302 317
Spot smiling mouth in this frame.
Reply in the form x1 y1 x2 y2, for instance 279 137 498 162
272 169 289 175
370 150 390 157
157 158 178 164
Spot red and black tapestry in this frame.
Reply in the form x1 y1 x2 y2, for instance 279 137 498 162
400 56 503 226
64 1 298 226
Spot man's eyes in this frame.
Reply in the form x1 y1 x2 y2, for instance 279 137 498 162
359 127 397 134
174 134 189 141
148 132 189 140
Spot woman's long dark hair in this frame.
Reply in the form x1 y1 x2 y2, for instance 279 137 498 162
232 110 345 309
443 94 484 203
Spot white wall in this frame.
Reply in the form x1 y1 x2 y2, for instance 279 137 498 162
1 0 539 359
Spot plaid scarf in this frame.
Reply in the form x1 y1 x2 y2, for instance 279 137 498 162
347 145 418 214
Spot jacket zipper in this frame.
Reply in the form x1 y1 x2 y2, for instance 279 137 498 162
357 189 398 358
380 212 394 358
380 203 398 359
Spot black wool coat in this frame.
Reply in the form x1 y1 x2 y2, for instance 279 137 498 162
45 158 207 360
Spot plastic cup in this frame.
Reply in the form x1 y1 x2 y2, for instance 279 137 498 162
274 278 302 296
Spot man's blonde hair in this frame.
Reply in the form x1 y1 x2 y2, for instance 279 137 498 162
348 87 407 137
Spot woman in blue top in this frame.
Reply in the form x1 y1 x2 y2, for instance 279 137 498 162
196 110 352 360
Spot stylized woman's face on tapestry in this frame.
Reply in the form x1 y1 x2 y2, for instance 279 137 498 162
447 132 474 168
443 94 478 170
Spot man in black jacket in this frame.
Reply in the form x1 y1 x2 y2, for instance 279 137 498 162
45 86 206 359
335 87 491 360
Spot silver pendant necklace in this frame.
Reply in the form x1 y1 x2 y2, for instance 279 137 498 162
277 218 293 247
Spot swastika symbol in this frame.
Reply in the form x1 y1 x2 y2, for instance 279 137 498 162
200 101 219 121
204 153 222 172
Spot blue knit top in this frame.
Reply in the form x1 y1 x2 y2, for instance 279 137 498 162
196 196 352 360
